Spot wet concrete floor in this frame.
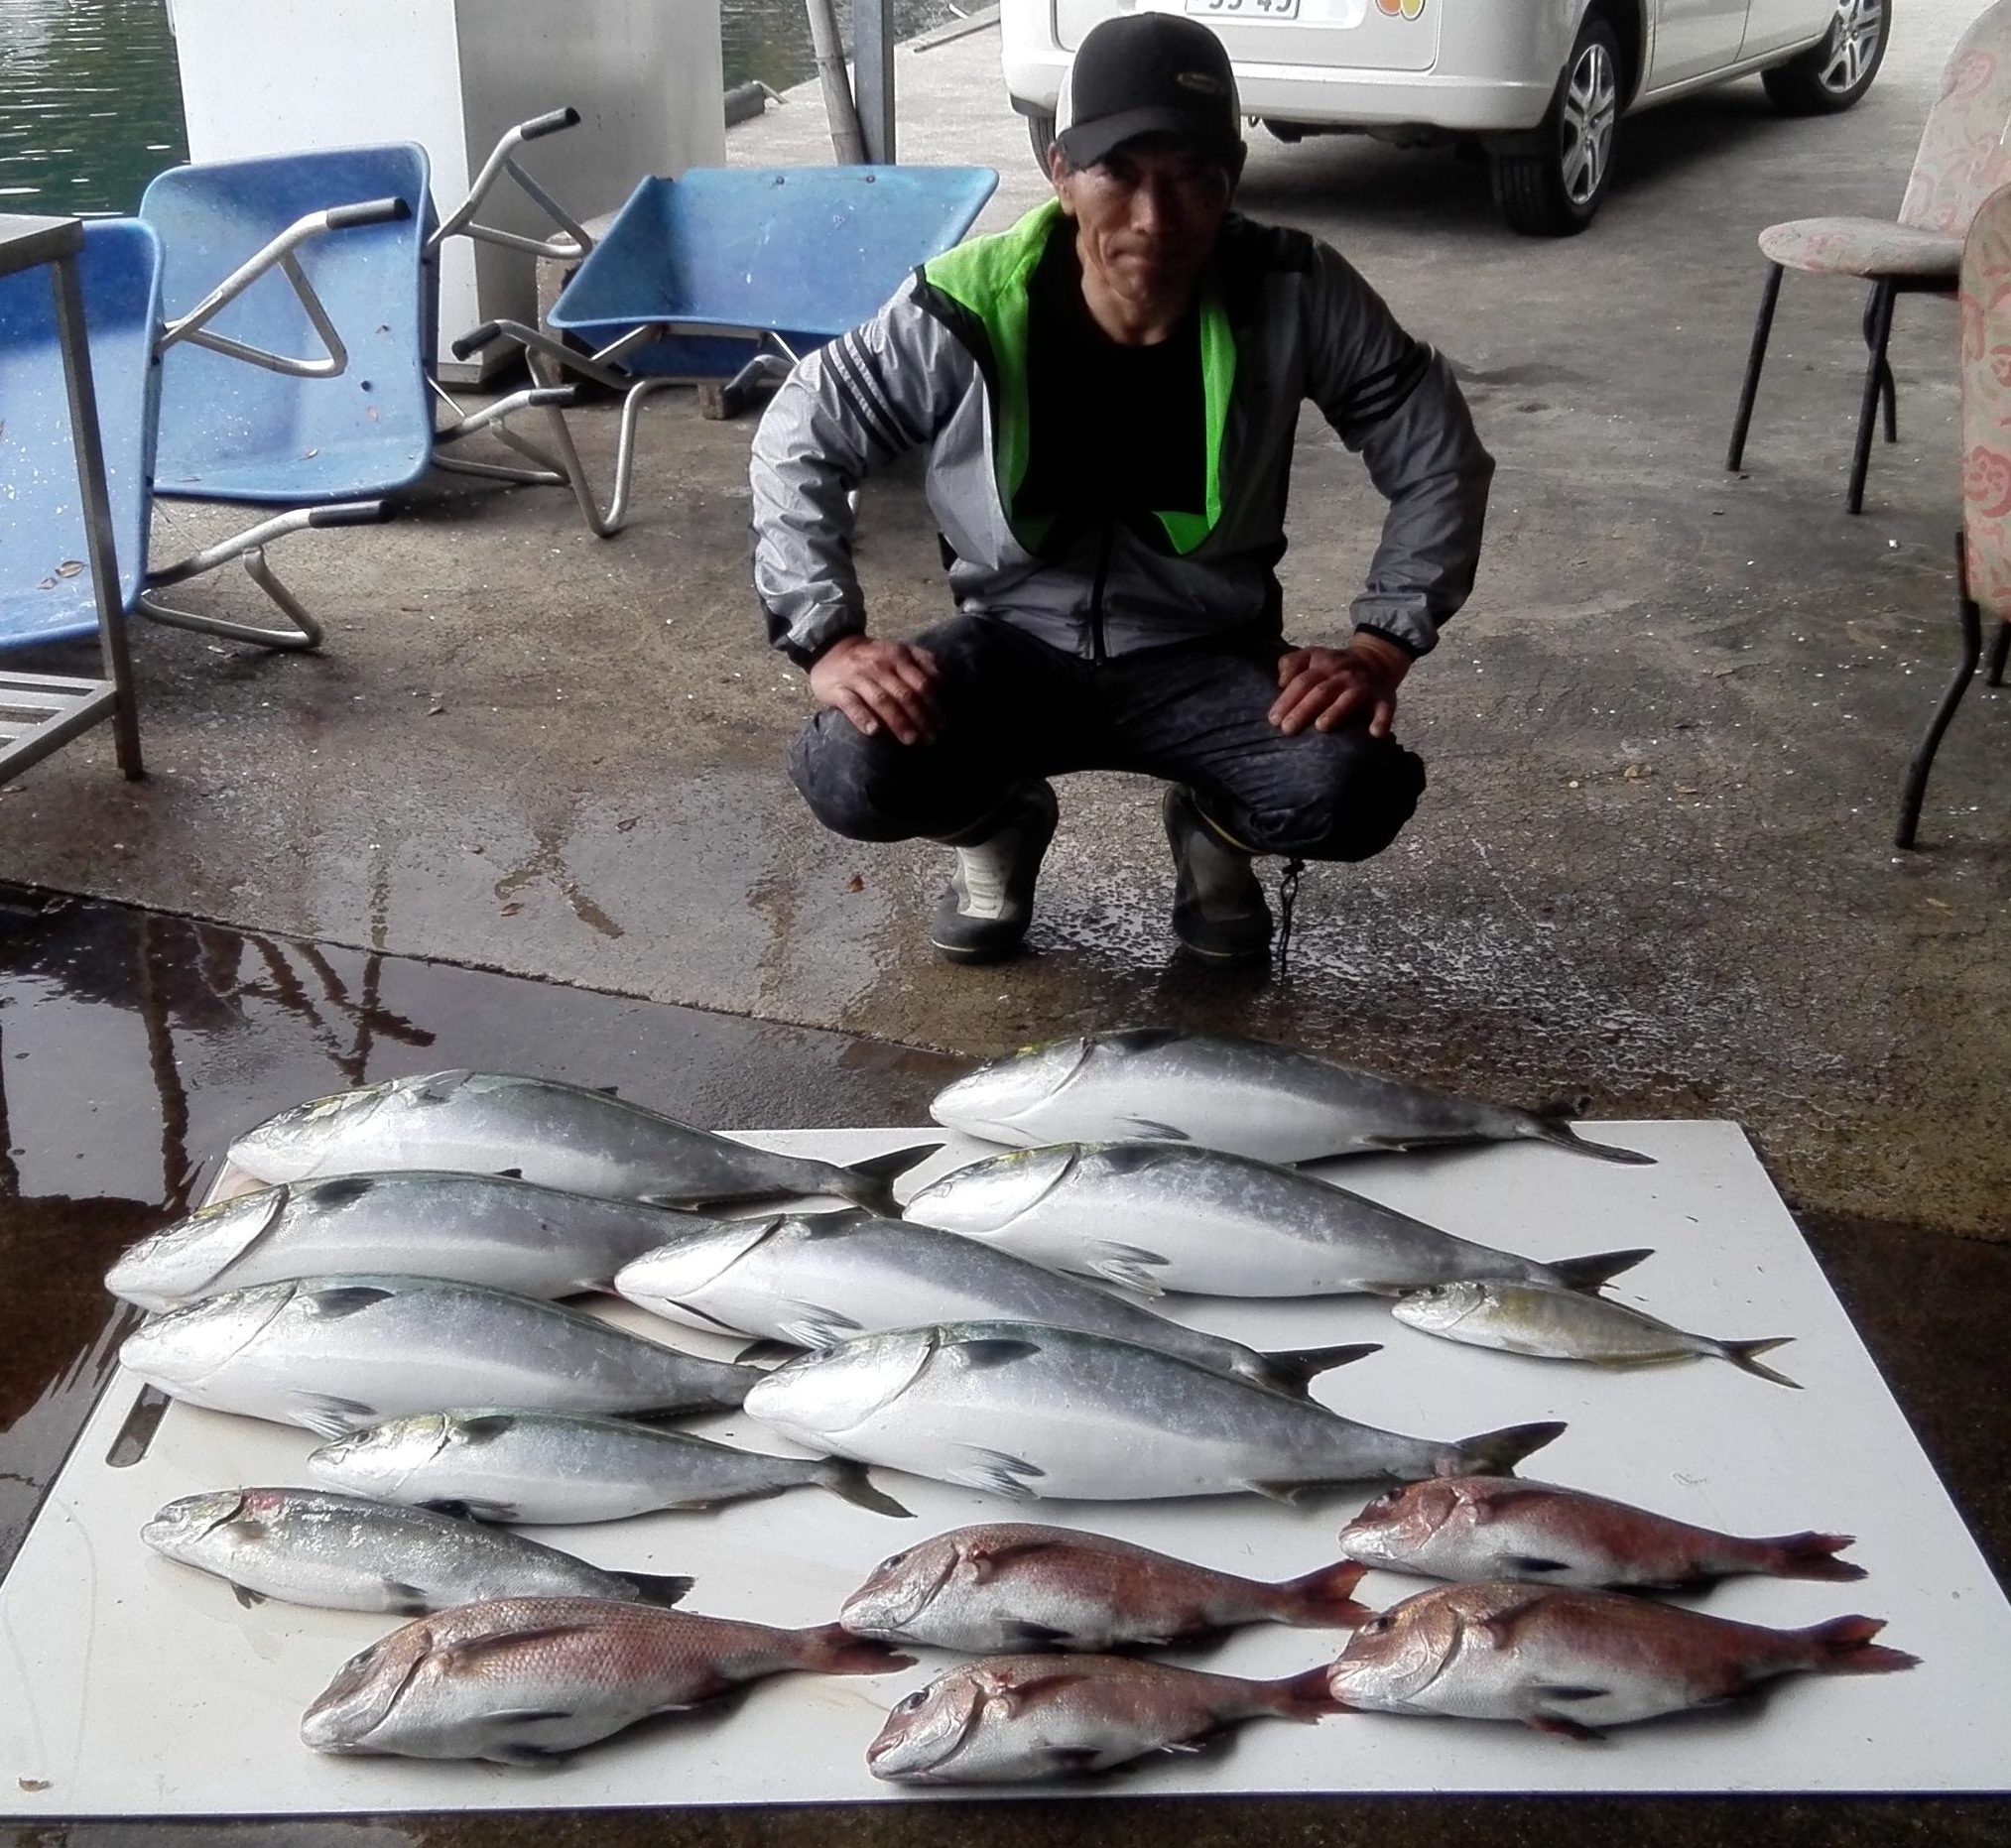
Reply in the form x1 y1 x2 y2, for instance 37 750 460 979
1 891 2005 1843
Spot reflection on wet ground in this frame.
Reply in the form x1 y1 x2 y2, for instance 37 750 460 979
0 884 953 1579
0 888 2005 1846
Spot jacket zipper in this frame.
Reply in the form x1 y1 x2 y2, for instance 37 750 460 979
1088 520 1114 665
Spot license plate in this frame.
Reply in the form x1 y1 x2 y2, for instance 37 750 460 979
1186 0 1301 20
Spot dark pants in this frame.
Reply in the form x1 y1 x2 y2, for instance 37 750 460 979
790 616 1427 862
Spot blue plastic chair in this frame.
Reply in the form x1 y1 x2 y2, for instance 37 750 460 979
456 165 999 535
135 120 590 645
0 217 382 753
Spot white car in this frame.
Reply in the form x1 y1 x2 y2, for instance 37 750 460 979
1003 0 1889 234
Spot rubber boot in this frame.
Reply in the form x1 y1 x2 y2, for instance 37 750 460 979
930 781 1060 964
1163 785 1272 963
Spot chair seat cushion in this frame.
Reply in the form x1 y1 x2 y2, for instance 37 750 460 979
1758 216 1963 279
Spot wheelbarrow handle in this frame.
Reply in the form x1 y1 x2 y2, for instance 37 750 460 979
451 320 505 362
325 196 413 232
307 501 390 529
521 106 582 142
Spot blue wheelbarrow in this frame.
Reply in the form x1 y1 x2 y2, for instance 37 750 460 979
452 165 998 536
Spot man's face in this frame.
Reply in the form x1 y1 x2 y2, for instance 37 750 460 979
1051 134 1238 325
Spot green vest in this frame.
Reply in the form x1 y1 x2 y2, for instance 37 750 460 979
921 199 1237 556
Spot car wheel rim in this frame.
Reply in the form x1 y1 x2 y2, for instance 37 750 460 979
1561 42 1618 206
1820 0 1883 94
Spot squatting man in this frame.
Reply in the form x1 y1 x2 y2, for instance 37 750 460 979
751 14 1492 965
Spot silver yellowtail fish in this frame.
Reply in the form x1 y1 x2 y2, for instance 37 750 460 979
302 1597 913 1763
904 1143 1652 1299
1325 1582 1915 1737
142 1487 695 1615
308 1408 911 1523
106 1171 712 1312
841 1523 1369 1652
1391 1281 1799 1387
119 1275 760 1437
743 1321 1565 1502
1338 1476 1863 1591
229 1070 931 1212
613 1210 1377 1398
929 1030 1654 1166
867 1653 1341 1784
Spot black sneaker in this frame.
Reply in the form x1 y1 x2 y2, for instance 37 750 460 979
930 781 1060 964
1163 785 1272 963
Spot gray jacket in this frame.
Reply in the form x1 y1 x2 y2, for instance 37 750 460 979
750 201 1493 668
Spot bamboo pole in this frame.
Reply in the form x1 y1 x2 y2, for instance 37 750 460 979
803 0 867 164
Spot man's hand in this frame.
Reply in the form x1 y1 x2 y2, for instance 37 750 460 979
809 635 942 746
1269 632 1412 739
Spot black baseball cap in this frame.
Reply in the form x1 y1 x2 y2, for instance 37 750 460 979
1056 14 1243 172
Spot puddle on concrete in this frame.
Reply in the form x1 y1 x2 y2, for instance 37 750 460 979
0 884 955 1585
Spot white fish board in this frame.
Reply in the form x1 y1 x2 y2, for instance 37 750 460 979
1 1121 2006 1814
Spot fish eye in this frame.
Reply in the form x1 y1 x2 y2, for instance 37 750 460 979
894 1688 930 1713
876 1550 909 1573
1360 1614 1389 1636
1362 1489 1400 1513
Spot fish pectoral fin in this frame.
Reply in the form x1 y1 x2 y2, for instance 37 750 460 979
778 1305 863 1351
993 1670 1093 1719
438 1626 599 1674
381 1580 432 1615
496 1168 525 1180
1082 1242 1171 1296
965 1538 1061 1583
948 1337 1042 1371
735 1339 803 1368
1117 1118 1192 1143
1472 1596 1552 1650
950 1447 1046 1499
295 1394 380 1438
1527 1714 1605 1742
424 1497 518 1522
454 1415 521 1443
1041 1747 1106 1777
230 1582 266 1609
303 1285 396 1319
1499 1554 1572 1575
1246 1480 1312 1506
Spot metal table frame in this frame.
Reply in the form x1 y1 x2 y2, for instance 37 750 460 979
0 214 143 783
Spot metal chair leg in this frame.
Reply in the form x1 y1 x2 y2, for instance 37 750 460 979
1726 263 1783 472
1848 279 1896 515
1895 540 1983 848
1878 357 1898 443
1986 616 2009 687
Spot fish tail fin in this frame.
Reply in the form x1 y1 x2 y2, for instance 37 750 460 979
1448 1419 1569 1478
1762 1533 1864 1582
1527 1107 1656 1167
1262 1664 1349 1721
836 1143 943 1214
1275 1560 1372 1629
820 1460 914 1520
1724 1337 1801 1389
791 1622 916 1676
628 1571 695 1609
1548 1247 1656 1293
1796 1615 1919 1676
1259 1342 1384 1396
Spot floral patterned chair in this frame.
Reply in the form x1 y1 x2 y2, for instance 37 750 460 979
1895 179 2011 847
1727 2 2011 514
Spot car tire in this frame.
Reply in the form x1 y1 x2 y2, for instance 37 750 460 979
1492 14 1622 237
1762 0 1890 116
1026 108 1058 171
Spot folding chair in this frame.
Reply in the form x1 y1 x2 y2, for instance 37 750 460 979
137 116 591 649
1895 180 2011 848
1 222 383 764
452 165 999 537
